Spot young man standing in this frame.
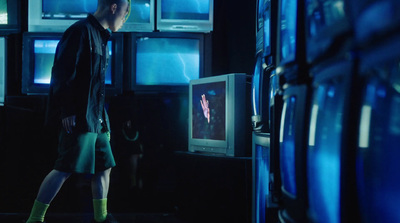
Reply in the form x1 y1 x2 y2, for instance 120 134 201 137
26 0 130 222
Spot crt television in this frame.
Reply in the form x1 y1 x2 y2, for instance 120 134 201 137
129 32 209 93
188 73 247 157
156 0 214 32
29 0 155 32
277 0 306 67
306 0 353 64
21 32 124 96
256 0 267 55
307 59 359 223
356 34 400 223
0 0 20 34
0 37 5 106
251 54 270 133
278 83 310 222
262 0 277 59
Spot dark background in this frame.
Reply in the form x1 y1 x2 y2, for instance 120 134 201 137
0 0 256 223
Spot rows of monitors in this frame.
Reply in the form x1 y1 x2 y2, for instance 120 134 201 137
28 0 213 33
21 32 208 95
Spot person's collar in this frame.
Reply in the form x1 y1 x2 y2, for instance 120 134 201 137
87 14 112 40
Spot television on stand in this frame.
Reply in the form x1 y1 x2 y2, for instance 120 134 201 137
0 37 5 106
355 33 400 223
307 58 360 223
305 0 354 65
156 0 214 33
21 32 124 96
29 0 155 32
0 0 20 35
278 83 311 222
128 32 211 94
188 73 250 157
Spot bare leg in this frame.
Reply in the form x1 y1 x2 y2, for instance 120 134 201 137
36 169 72 204
91 168 112 199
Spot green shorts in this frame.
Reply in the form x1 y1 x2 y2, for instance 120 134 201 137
54 129 116 174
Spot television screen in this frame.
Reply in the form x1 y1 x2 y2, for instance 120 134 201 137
130 32 205 93
29 0 155 32
307 74 346 223
306 0 352 63
0 0 20 34
188 73 248 157
156 0 214 32
22 33 123 95
356 37 400 223
252 132 271 223
279 95 297 197
279 0 297 65
0 37 5 106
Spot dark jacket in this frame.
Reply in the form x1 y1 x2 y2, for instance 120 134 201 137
46 14 111 133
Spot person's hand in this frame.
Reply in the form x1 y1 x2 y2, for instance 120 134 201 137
62 115 76 133
200 94 210 123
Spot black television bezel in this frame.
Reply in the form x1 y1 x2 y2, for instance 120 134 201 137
21 32 124 96
128 32 209 94
305 0 353 65
278 83 310 222
0 0 21 35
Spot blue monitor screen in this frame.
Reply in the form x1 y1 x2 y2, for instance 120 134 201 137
307 80 345 223
130 0 151 23
42 0 97 19
357 74 400 223
0 0 7 24
263 12 271 52
161 0 210 20
255 144 270 223
252 56 263 117
306 0 346 38
136 37 200 85
279 95 297 197
280 0 297 64
191 81 226 140
33 39 113 85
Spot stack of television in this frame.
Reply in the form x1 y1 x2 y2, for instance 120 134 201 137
251 0 281 222
24 0 215 96
352 1 400 223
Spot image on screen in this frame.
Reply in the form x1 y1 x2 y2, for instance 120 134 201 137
0 0 7 24
307 81 345 223
279 96 297 196
191 81 226 140
33 39 113 85
255 144 270 223
129 0 151 23
306 0 346 38
42 0 97 19
161 0 210 20
280 0 297 64
136 37 200 85
357 73 400 223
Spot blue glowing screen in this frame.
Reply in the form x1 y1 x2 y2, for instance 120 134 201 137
130 0 151 23
161 0 210 20
306 0 346 37
307 81 345 223
252 55 263 117
280 96 297 196
280 0 297 64
135 37 200 85
42 0 97 19
191 81 226 140
356 72 400 223
255 144 270 223
33 39 113 85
